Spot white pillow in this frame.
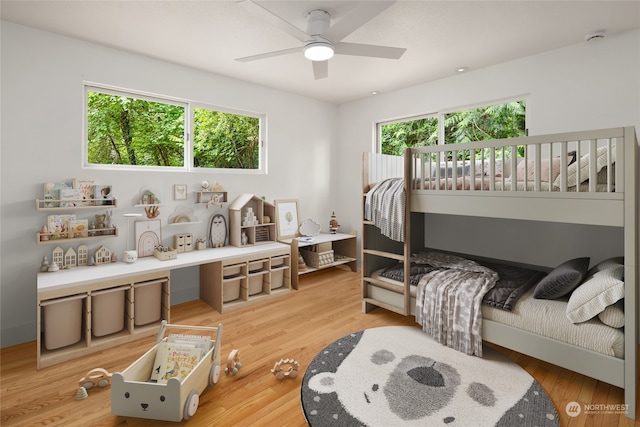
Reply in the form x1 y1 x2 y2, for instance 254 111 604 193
587 256 623 276
553 145 616 188
566 265 624 323
598 300 624 328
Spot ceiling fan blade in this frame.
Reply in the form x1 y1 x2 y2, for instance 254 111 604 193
335 42 406 59
312 60 328 80
323 0 395 42
237 0 309 42
236 46 302 62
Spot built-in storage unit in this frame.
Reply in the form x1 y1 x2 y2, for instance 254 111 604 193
199 246 291 313
228 194 277 247
36 242 293 368
37 271 169 369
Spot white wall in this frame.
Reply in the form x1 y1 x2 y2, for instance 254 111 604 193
2 22 639 348
336 29 640 267
0 22 339 347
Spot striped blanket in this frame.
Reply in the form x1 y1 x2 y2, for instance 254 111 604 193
414 251 498 357
364 178 405 242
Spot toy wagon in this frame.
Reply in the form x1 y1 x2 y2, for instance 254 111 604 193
111 321 222 422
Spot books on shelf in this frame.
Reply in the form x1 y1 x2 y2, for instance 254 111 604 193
94 185 114 206
69 219 89 238
41 179 114 207
47 214 76 236
149 334 212 384
59 188 83 207
72 178 95 206
43 181 73 207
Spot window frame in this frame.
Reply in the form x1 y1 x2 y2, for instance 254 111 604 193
375 112 439 153
83 83 266 174
376 96 527 153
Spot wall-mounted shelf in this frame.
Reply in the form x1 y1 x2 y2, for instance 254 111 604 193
196 191 228 208
133 204 164 208
37 228 118 244
167 221 202 226
36 198 118 211
36 198 119 244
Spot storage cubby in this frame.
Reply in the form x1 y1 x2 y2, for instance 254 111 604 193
228 194 277 247
37 271 169 369
285 232 358 289
133 279 164 326
91 286 127 337
199 246 291 313
41 293 86 350
269 255 289 290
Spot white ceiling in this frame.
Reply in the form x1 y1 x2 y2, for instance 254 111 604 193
2 1 639 104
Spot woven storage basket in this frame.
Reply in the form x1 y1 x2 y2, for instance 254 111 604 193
301 249 334 268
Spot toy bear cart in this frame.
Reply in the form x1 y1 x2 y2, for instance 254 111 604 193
111 321 222 422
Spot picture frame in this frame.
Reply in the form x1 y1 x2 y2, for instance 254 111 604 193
274 199 300 240
174 184 187 201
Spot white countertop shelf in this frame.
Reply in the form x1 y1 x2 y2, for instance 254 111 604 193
37 242 290 293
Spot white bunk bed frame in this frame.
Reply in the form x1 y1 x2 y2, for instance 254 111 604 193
361 126 638 419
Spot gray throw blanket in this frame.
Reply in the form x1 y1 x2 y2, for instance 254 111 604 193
414 252 498 357
364 178 405 242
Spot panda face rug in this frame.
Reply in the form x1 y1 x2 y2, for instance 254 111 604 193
301 326 558 426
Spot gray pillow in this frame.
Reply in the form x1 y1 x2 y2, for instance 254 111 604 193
566 265 624 323
533 257 590 299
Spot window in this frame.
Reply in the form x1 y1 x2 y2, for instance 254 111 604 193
378 100 526 156
85 85 264 172
193 106 260 169
379 115 438 156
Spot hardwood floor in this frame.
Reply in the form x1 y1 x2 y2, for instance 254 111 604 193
1 268 637 426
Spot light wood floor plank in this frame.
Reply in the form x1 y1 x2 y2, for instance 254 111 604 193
1 268 636 426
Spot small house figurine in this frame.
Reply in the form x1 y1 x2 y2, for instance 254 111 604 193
329 211 340 234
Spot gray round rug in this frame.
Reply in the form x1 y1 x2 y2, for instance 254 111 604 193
301 326 559 426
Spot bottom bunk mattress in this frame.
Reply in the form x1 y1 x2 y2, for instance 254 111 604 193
369 261 624 358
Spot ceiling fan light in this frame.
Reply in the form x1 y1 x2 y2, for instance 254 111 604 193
304 42 334 61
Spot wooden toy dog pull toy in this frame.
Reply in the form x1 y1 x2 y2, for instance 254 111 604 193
225 349 242 376
271 358 300 380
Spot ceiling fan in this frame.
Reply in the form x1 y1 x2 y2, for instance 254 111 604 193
235 0 406 80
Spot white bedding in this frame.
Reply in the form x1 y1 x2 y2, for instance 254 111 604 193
421 178 612 192
370 270 624 358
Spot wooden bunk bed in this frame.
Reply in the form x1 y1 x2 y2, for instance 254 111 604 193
361 126 638 419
